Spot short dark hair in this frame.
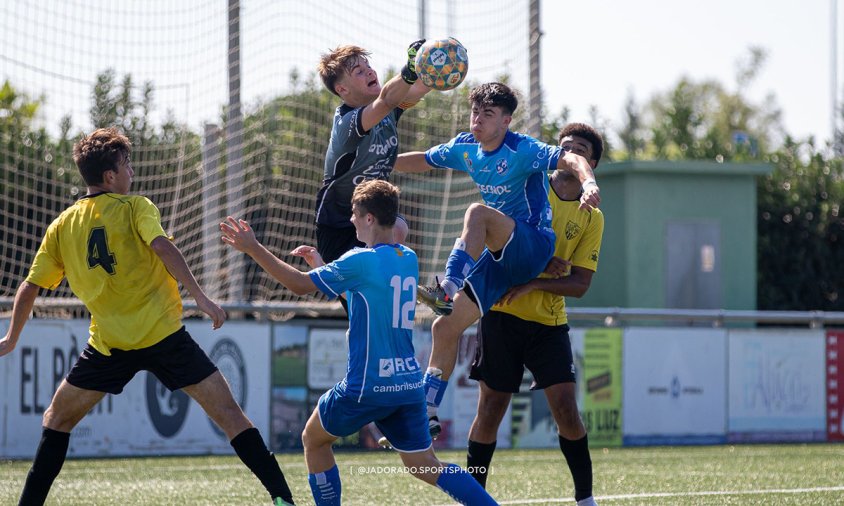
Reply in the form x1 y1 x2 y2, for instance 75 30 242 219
73 127 132 185
351 180 399 227
317 45 371 97
558 122 604 166
469 82 518 115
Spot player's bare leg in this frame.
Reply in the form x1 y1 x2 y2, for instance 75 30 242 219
44 380 107 431
19 381 105 505
184 371 251 438
422 293 481 438
418 204 514 316
185 371 295 505
466 381 512 487
302 409 341 504
546 382 595 505
302 409 338 473
546 383 585 440
399 448 497 504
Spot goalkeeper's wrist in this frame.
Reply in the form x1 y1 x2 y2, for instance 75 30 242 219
401 64 418 85
582 178 598 189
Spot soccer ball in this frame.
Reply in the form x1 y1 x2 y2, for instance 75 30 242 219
415 37 469 91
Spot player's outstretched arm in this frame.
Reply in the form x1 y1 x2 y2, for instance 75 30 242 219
220 217 317 296
291 245 326 269
0 281 41 357
394 151 433 173
150 236 225 329
360 40 427 132
499 266 595 305
557 151 601 210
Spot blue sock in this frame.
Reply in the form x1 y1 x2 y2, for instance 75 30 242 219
444 248 475 296
308 464 341 506
424 372 448 408
436 463 497 505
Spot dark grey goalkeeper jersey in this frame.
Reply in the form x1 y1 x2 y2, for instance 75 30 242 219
315 103 404 227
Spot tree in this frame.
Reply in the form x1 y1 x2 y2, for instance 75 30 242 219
618 89 644 160
757 138 844 310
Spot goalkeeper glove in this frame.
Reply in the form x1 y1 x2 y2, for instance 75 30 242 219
401 39 426 85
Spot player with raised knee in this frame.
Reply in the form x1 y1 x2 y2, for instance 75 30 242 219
467 123 604 506
221 180 497 506
394 83 601 438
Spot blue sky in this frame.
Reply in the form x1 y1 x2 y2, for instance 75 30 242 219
541 0 835 144
1 0 835 145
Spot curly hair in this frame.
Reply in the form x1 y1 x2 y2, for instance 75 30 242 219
72 127 132 185
558 122 604 166
468 82 518 115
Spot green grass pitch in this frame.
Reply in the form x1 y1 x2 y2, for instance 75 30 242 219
2 444 843 505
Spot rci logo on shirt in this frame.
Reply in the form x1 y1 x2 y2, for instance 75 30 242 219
495 158 508 175
379 356 420 377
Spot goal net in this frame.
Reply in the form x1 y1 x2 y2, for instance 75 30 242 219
0 0 532 314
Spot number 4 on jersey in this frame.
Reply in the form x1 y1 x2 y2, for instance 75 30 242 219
87 227 117 274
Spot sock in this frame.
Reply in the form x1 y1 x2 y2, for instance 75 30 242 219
308 464 341 506
559 434 593 502
19 427 70 506
443 240 475 297
230 427 294 504
424 369 448 409
435 463 497 505
466 440 497 488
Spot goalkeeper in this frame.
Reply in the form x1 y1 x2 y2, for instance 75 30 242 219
314 40 431 280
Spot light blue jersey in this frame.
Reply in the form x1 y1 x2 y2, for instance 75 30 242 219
309 243 424 406
425 130 561 234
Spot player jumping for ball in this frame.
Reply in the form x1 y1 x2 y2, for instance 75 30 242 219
393 82 600 439
314 41 431 282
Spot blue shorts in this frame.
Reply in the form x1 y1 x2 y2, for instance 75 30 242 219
317 387 432 453
463 220 555 315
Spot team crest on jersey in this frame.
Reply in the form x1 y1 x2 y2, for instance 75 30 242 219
495 158 508 175
463 152 473 172
565 220 582 240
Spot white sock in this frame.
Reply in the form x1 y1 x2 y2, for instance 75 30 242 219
440 278 459 299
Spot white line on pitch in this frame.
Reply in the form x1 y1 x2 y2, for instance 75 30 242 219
433 486 844 505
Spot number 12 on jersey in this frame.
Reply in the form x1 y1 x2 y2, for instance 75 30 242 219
390 275 416 330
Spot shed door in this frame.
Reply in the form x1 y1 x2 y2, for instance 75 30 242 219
665 221 722 309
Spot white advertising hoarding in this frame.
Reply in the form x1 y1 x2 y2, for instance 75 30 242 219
728 329 826 442
306 327 349 390
623 327 727 445
1 320 270 459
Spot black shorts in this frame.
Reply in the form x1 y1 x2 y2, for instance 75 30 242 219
469 310 574 393
316 223 364 264
66 326 218 395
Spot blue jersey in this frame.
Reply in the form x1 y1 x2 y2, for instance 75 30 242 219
309 243 424 406
425 130 560 234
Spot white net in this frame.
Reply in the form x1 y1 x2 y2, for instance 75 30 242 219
0 0 532 312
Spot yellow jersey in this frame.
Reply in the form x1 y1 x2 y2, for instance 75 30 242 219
26 193 184 355
493 185 604 325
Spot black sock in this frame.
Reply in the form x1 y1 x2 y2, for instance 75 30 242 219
559 434 593 501
19 427 70 506
466 439 496 488
231 427 294 504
